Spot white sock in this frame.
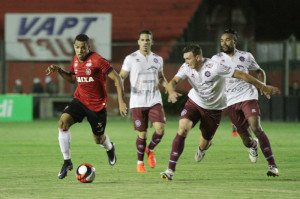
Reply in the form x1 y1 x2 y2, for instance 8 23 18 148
100 134 112 151
137 160 144 164
58 128 71 160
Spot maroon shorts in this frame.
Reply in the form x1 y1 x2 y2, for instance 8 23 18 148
180 99 222 140
131 103 166 131
227 99 261 133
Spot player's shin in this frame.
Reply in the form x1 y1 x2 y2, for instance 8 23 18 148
58 128 71 160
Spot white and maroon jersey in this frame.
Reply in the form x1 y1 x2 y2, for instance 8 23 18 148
211 50 261 106
122 50 163 108
70 52 113 112
175 58 235 110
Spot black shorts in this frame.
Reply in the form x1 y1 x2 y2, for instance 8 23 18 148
63 99 107 136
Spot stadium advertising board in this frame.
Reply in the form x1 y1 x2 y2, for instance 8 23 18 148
0 95 33 122
5 13 112 61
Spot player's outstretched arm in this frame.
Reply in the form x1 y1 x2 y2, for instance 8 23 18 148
45 64 76 84
158 71 168 94
108 69 128 117
233 70 280 99
167 76 182 103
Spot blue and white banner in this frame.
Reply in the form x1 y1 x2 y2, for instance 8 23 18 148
5 13 112 61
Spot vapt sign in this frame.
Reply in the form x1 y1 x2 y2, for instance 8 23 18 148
5 13 112 61
0 95 33 122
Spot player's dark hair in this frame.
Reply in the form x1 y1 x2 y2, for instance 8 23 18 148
74 34 89 45
183 44 202 57
139 30 153 39
223 29 238 41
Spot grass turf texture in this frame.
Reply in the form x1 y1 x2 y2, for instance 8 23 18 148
0 117 299 199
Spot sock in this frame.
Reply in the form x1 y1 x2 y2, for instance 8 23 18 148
256 131 276 167
148 132 164 151
58 128 71 160
100 135 112 151
251 138 258 148
169 134 186 172
136 137 146 162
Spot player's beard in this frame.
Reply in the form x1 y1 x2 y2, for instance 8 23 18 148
221 45 234 54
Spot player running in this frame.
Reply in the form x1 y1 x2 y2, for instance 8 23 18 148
120 30 168 172
211 29 279 177
160 44 280 180
46 34 127 179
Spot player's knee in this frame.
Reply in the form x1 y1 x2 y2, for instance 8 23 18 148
251 125 263 135
155 127 165 135
178 127 189 137
94 134 105 144
58 119 69 130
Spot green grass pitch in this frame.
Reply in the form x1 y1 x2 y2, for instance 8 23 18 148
0 117 300 199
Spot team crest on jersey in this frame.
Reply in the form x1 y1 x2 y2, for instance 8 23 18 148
191 74 195 78
135 120 141 127
181 109 187 116
205 71 211 77
239 56 245 62
77 76 94 82
153 58 158 63
86 68 91 75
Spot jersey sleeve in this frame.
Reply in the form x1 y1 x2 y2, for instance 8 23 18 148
159 56 164 72
99 57 113 75
175 64 187 80
121 56 131 72
216 62 235 78
211 55 219 63
248 53 261 71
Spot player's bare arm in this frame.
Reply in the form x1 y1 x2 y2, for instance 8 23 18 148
255 68 269 96
46 64 76 84
119 69 129 91
108 69 128 117
233 70 280 99
158 71 168 93
167 76 182 103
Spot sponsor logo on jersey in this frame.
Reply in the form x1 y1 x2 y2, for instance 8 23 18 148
191 74 195 78
136 59 140 62
131 53 137 56
239 56 245 62
237 65 245 70
147 66 157 70
153 58 158 63
86 63 92 67
205 71 211 77
206 63 213 68
77 76 94 82
252 109 256 113
86 68 91 75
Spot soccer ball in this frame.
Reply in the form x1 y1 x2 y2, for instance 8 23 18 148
76 163 96 183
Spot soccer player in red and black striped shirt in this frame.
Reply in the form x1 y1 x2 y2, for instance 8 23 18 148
46 34 127 179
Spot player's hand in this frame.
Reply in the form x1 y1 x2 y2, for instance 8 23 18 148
46 64 61 75
168 91 182 103
260 85 281 99
119 101 128 117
